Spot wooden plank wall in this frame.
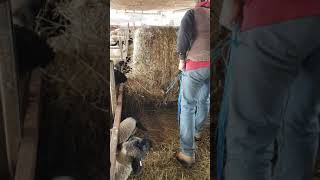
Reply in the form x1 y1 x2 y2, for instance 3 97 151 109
110 83 124 180
14 69 42 180
0 100 10 180
0 0 21 176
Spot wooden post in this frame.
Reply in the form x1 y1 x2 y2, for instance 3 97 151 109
0 0 21 176
119 35 123 60
110 83 124 180
110 62 117 118
124 23 129 59
14 69 42 180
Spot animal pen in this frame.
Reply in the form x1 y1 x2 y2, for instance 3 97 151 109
110 0 211 179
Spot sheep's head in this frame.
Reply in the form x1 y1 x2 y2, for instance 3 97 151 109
118 136 152 175
116 117 152 175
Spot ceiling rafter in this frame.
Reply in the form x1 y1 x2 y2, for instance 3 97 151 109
110 0 195 11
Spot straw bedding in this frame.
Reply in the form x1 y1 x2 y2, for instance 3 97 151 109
129 107 210 180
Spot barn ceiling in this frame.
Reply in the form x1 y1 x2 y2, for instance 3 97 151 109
110 0 196 11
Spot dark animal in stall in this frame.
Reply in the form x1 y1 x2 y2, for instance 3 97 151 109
114 58 132 74
10 0 70 72
114 69 127 85
114 60 129 85
13 24 55 72
114 60 125 71
128 38 133 45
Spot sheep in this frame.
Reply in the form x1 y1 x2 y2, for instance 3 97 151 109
114 117 152 180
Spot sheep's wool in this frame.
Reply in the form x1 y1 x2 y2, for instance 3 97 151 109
115 161 132 180
118 117 137 143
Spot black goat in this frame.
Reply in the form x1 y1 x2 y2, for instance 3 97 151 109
13 24 55 72
114 69 127 86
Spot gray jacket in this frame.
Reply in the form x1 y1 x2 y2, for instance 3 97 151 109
177 7 210 61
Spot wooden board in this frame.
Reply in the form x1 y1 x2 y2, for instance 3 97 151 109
0 100 10 180
110 62 117 118
14 69 42 180
110 83 124 180
0 0 21 175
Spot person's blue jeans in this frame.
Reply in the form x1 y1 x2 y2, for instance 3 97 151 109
179 67 210 157
225 16 320 180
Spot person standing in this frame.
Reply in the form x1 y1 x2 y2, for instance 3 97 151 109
222 0 320 180
175 0 210 168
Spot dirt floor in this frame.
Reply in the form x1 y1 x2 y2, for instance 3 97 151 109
129 106 211 180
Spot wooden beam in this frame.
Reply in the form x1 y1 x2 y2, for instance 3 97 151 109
110 62 117 118
110 46 120 49
0 0 21 175
110 83 124 180
14 69 42 180
123 24 129 60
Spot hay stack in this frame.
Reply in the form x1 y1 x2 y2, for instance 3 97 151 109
39 0 108 110
126 26 179 105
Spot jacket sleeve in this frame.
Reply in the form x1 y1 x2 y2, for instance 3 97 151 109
176 9 195 60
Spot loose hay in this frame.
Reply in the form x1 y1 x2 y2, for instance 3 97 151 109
39 0 108 110
126 26 179 106
129 107 210 180
34 1 108 179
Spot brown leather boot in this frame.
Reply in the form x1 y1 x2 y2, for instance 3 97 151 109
175 152 195 169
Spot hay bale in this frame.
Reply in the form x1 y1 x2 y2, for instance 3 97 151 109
126 26 179 105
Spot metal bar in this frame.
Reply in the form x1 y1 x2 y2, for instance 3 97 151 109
110 83 124 180
0 0 21 176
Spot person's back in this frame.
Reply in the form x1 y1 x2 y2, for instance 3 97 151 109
175 0 210 168
186 7 210 62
